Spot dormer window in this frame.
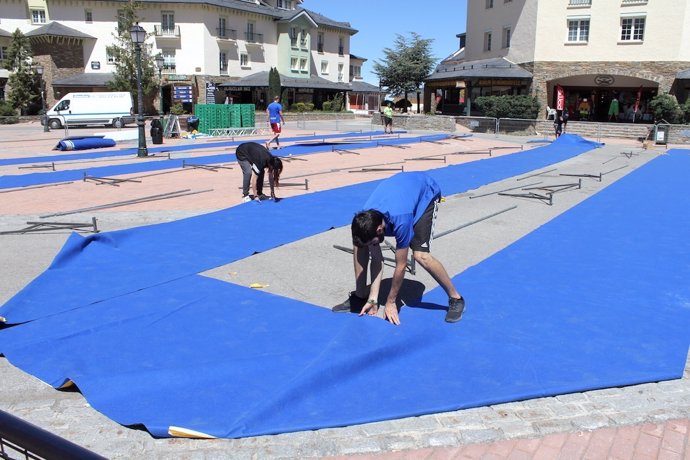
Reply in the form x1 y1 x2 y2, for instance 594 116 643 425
277 0 293 9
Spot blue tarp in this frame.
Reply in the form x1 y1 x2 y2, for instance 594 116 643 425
3 135 688 439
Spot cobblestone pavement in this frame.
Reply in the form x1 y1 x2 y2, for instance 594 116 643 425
1 121 689 459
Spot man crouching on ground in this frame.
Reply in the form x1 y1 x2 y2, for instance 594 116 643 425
332 171 465 324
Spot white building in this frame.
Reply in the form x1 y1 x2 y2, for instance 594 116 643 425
426 0 690 121
0 0 377 112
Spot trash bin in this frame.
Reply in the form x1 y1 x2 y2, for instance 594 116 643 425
187 116 200 132
654 123 670 145
150 118 163 144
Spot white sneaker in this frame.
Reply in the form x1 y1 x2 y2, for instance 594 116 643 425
242 195 251 203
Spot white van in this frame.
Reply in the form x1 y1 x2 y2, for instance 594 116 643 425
45 92 135 129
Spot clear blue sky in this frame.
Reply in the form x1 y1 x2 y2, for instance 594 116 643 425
302 0 468 85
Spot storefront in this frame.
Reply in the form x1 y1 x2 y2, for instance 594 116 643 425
424 57 532 116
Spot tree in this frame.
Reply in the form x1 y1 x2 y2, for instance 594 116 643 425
4 29 39 115
649 94 683 124
106 0 157 112
268 67 281 103
373 32 435 113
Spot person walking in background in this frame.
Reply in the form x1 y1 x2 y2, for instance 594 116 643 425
265 96 285 149
382 103 394 134
332 171 465 325
554 112 564 138
235 142 283 202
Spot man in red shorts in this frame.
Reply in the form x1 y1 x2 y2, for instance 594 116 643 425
266 95 285 149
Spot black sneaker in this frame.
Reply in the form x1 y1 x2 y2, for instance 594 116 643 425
256 194 270 201
332 292 367 313
445 297 465 323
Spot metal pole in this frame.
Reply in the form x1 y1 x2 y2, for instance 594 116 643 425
158 67 163 116
41 79 49 132
135 42 148 157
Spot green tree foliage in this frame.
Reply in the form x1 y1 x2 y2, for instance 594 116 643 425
649 94 683 124
373 32 435 113
474 95 541 119
268 67 281 101
0 100 20 123
106 0 156 112
4 29 39 115
681 100 690 124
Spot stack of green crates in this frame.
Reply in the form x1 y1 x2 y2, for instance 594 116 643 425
193 104 255 133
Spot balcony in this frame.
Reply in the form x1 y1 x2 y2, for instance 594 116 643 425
621 0 647 4
216 28 237 40
317 43 323 53
244 31 263 44
154 25 180 38
338 46 344 56
568 0 591 6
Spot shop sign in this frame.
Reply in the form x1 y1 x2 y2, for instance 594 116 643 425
594 75 615 86
168 74 189 81
173 86 193 102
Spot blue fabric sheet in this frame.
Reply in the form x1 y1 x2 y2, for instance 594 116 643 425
0 132 443 190
3 135 688 439
54 136 116 151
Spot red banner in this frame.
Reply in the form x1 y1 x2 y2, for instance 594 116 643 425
556 85 565 111
634 86 643 113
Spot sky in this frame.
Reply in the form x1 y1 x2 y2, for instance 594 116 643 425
302 0 468 85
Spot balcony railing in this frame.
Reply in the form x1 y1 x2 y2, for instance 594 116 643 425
621 0 647 4
154 25 180 37
338 46 344 56
568 0 592 5
216 28 237 40
245 31 263 44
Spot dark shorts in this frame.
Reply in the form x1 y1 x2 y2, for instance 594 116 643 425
384 117 392 126
409 198 439 252
270 122 282 134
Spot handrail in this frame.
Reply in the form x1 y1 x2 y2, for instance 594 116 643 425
0 410 107 460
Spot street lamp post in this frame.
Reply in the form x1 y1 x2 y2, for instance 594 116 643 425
35 64 49 132
155 54 164 116
130 22 148 158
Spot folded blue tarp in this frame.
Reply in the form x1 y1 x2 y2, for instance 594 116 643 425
54 136 117 151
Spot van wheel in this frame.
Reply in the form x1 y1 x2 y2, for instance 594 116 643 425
48 119 62 129
112 118 125 128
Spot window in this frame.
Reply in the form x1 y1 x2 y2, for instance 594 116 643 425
0 46 7 68
290 57 298 71
299 57 308 72
161 12 175 35
246 21 256 42
338 36 344 56
502 27 511 48
277 0 293 8
486 0 494 8
290 27 298 47
31 9 46 24
338 63 344 82
621 16 645 41
106 50 118 65
85 10 93 23
240 52 250 68
219 52 227 72
484 31 492 51
567 18 590 42
218 17 227 37
300 28 308 48
162 50 176 71
350 64 361 79
317 32 324 52
321 60 329 74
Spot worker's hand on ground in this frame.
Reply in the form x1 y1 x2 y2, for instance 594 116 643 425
383 301 400 325
359 302 378 317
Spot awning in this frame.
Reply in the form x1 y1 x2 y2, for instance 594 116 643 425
427 57 532 81
25 21 95 40
218 71 351 91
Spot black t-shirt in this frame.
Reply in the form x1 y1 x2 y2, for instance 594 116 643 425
236 142 271 173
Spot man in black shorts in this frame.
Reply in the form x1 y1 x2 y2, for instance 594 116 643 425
235 142 283 202
333 172 465 324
